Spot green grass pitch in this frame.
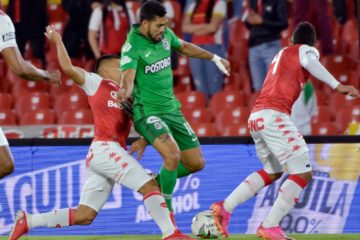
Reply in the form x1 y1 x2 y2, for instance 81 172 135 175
1 235 360 240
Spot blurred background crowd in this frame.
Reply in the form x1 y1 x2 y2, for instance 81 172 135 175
0 0 359 137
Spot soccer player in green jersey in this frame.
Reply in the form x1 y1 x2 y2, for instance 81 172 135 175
118 0 230 222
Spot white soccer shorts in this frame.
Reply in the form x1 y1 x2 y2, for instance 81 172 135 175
0 127 9 146
79 141 152 212
249 109 312 174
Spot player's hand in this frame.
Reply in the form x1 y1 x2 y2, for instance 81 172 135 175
129 137 148 160
247 11 263 25
47 69 61 86
116 89 127 104
212 55 230 76
44 25 62 44
335 84 360 98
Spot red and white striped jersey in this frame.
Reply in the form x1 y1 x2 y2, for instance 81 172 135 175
252 44 319 115
80 72 131 148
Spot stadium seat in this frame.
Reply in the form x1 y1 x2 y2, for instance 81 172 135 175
228 19 249 48
215 107 250 131
0 93 13 109
209 90 247 116
192 123 219 137
311 106 335 124
336 106 360 132
221 123 250 137
14 92 51 116
19 109 56 125
57 109 93 125
0 109 17 126
311 122 340 135
53 87 89 115
328 93 360 109
182 108 210 126
176 91 206 110
332 71 359 88
173 56 191 77
248 92 260 109
174 76 193 93
11 80 49 99
321 55 356 74
315 91 329 106
47 4 68 23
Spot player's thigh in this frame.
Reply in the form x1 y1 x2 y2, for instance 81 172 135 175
285 152 312 174
258 110 309 165
134 115 172 145
250 127 283 174
79 171 114 212
162 112 200 151
89 141 152 192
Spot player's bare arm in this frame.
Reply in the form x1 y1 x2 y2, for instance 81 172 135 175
45 25 86 85
2 46 61 85
117 68 136 103
177 40 230 75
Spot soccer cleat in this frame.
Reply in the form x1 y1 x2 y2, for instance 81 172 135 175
210 201 231 238
9 210 29 240
163 229 195 240
257 224 295 240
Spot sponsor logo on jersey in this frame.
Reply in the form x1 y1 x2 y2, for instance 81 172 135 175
144 57 171 74
162 39 170 50
110 91 117 100
2 32 15 42
120 56 132 66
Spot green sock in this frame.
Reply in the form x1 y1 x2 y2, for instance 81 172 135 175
159 167 177 212
176 162 191 178
155 162 191 186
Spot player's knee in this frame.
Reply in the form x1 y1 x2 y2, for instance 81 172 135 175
296 171 313 183
268 171 283 182
189 158 205 172
138 179 159 195
0 160 14 178
163 151 181 169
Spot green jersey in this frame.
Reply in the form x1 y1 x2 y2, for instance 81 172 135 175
120 24 182 121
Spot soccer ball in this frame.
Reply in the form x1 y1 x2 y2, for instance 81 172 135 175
191 210 220 239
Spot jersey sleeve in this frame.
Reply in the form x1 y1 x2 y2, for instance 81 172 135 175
0 14 17 52
299 45 340 89
80 72 102 96
167 28 181 50
120 37 139 71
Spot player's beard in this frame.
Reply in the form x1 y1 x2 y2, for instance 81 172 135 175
148 29 163 43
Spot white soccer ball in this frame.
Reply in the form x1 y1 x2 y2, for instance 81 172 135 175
191 210 220 239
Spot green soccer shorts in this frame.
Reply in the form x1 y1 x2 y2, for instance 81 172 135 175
134 111 200 150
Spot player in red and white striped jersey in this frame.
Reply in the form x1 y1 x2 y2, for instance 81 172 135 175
10 25 193 240
211 22 359 240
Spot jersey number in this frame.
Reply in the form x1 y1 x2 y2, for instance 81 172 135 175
271 47 287 75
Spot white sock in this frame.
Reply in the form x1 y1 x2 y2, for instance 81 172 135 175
143 191 176 238
29 209 74 228
224 170 273 213
263 175 307 228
